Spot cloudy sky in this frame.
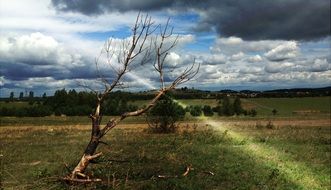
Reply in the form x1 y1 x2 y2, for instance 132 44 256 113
0 0 330 97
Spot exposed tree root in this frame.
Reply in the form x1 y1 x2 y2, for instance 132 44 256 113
68 152 103 182
182 165 193 177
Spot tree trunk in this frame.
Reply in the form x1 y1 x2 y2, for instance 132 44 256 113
70 115 102 179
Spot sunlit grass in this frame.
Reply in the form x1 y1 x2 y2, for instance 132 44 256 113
177 99 331 189
199 118 330 190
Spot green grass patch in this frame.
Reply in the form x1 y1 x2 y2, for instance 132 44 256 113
242 97 331 116
1 121 330 189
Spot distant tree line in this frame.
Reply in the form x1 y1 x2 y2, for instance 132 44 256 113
0 89 139 117
2 86 330 103
0 89 258 117
15 86 331 118
2 86 328 117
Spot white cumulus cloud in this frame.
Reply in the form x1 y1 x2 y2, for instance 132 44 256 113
0 32 85 66
265 41 299 61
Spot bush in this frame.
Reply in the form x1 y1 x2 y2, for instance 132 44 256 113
248 109 257 117
218 96 234 116
189 105 202 117
202 105 214 116
146 94 185 133
233 96 243 115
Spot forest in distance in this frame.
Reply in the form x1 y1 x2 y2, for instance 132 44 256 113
1 86 330 117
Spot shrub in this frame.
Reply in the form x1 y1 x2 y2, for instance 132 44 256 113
202 105 214 116
233 96 243 115
189 105 202 117
248 109 257 117
146 94 185 133
218 96 234 116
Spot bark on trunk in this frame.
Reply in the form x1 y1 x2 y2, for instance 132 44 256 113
70 115 102 179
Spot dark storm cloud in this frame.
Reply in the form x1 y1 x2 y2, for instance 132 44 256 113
51 0 177 15
51 0 330 40
0 62 56 81
203 0 331 41
0 60 99 81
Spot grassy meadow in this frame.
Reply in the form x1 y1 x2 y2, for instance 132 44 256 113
0 96 330 189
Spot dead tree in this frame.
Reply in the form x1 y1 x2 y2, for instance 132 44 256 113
65 13 199 182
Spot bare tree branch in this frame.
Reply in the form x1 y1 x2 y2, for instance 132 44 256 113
69 13 199 181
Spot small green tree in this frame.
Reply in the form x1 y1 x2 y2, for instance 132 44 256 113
146 94 185 133
203 105 214 116
233 96 243 115
248 109 257 117
189 105 203 117
219 96 234 116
